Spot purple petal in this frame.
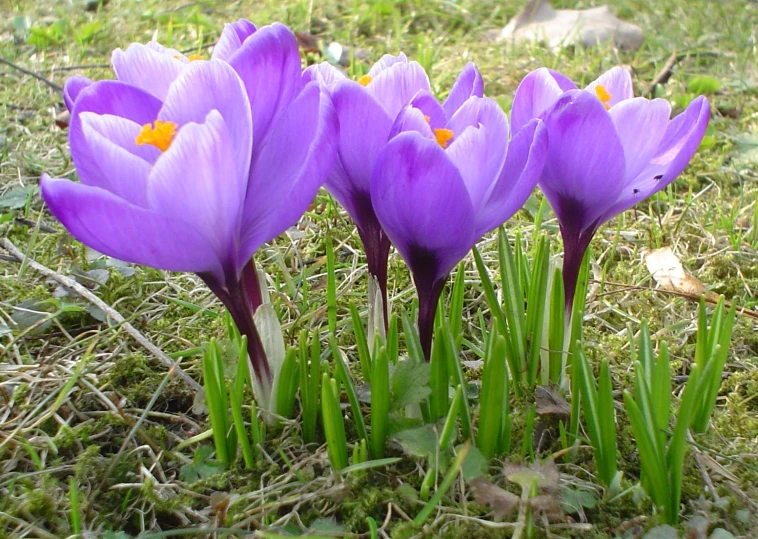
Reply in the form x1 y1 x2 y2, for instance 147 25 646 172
585 66 634 107
370 132 476 283
609 97 671 180
367 53 409 77
111 43 186 101
366 61 431 119
539 90 626 231
326 80 393 220
212 19 257 62
228 23 304 147
389 103 435 141
445 97 510 209
158 60 252 184
442 63 483 118
475 119 547 237
407 90 447 129
303 62 348 87
601 96 710 222
147 110 245 260
76 112 153 205
510 67 577 134
69 81 162 194
239 83 337 261
63 76 93 112
40 174 225 279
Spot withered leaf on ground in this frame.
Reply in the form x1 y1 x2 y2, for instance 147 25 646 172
470 477 519 520
504 459 560 493
535 385 571 420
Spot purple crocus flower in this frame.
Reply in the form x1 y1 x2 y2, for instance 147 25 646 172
371 93 548 360
304 57 484 328
41 31 336 393
510 67 710 317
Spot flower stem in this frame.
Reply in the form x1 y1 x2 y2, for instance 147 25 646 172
416 277 446 362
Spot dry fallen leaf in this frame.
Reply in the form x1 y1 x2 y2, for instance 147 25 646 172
504 459 560 493
535 385 571 420
470 477 520 520
497 0 643 51
644 247 717 300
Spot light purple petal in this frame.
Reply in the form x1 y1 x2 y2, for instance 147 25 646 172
389 102 435 141
406 90 447 129
367 53 408 77
366 61 431 119
303 62 348 87
239 83 337 261
445 97 510 209
510 67 577 134
371 132 476 282
40 174 225 279
112 43 186 101
585 66 634 107
601 96 710 222
539 90 626 231
158 60 252 184
147 110 245 261
442 63 483 118
476 119 547 237
326 80 393 218
609 97 671 180
63 76 93 112
212 19 257 62
77 113 153 205
228 23 304 146
69 81 162 193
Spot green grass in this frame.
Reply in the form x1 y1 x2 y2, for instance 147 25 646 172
1 0 758 537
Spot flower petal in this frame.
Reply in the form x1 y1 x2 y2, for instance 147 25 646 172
407 90 447 129
158 60 252 184
601 96 710 222
40 174 224 279
389 102 435 141
609 97 671 180
111 43 186 101
585 66 634 107
239 83 337 260
69 81 162 193
445 97 510 209
539 90 626 231
228 23 304 146
212 19 257 62
476 119 547 237
303 62 349 87
77 112 153 205
63 76 93 112
442 63 483 118
366 61 431 119
367 53 408 77
147 110 245 260
370 132 476 282
510 67 576 134
326 80 393 220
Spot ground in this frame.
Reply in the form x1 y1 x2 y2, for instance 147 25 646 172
1 0 757 537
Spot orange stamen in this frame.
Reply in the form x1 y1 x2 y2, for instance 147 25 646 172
595 84 612 110
135 120 178 152
434 128 454 149
358 75 373 86
187 54 204 61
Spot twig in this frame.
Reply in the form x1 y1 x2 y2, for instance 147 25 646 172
647 51 678 97
0 238 202 393
0 56 63 93
688 431 720 502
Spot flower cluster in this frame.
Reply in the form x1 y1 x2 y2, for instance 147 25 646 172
42 19 710 392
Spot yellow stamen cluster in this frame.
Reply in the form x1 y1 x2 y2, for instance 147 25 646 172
135 120 178 152
173 54 204 62
595 85 612 110
358 75 373 86
434 128 454 149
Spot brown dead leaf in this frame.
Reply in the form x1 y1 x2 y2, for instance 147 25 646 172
529 494 564 520
55 110 70 129
497 0 643 51
644 247 717 300
504 459 560 493
470 477 520 520
535 385 570 420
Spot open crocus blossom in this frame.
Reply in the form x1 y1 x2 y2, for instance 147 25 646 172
41 40 336 395
371 93 548 360
510 67 710 317
304 57 484 330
